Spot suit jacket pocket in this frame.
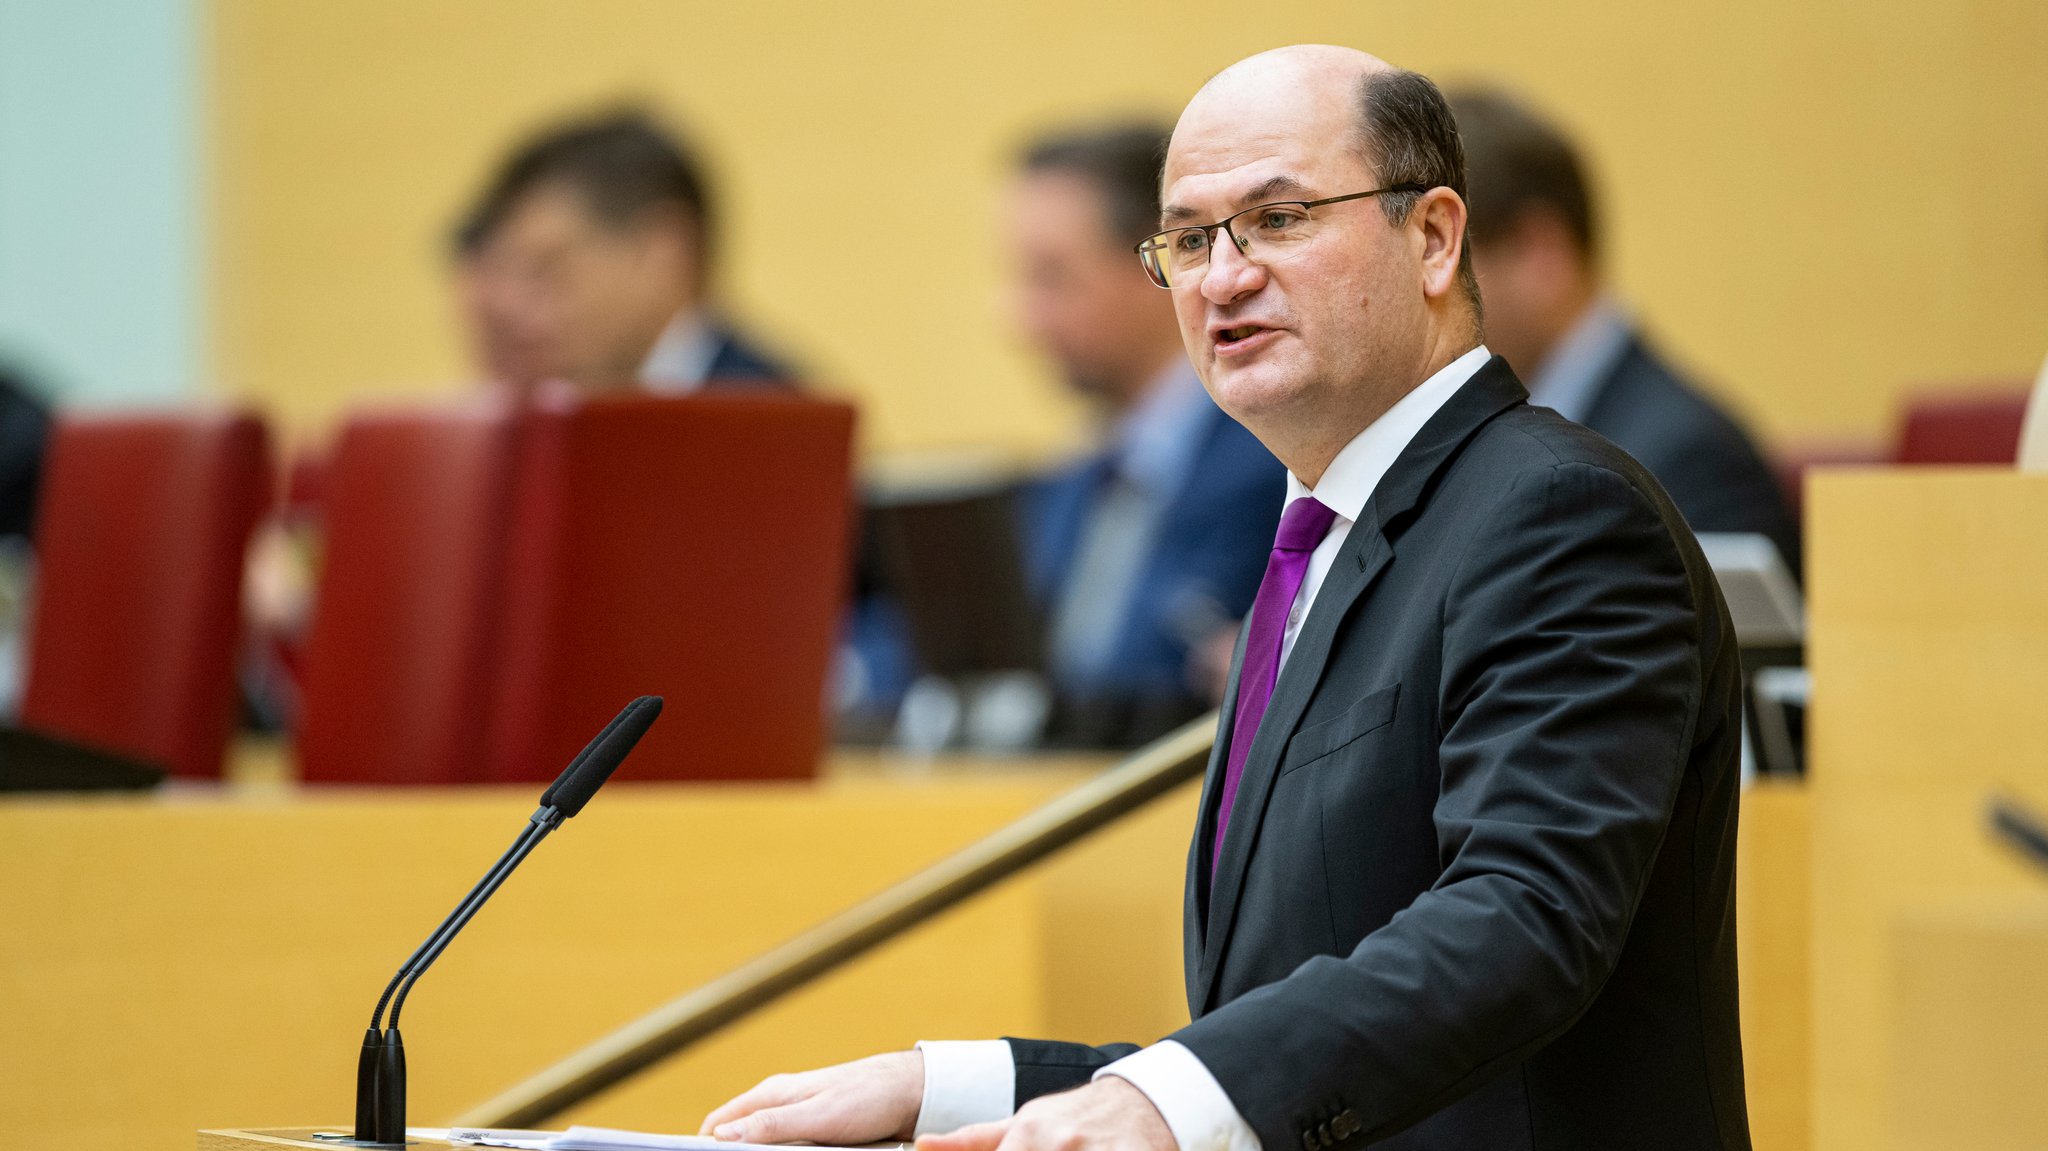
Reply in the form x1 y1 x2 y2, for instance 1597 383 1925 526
1279 682 1400 775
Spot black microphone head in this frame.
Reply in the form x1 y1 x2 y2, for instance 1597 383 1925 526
551 696 662 818
540 702 635 809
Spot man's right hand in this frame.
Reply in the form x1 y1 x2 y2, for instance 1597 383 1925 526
700 1049 924 1145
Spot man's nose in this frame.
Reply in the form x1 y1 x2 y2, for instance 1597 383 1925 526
1198 233 1266 305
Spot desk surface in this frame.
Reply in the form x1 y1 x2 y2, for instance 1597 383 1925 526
199 1130 449 1151
223 736 1118 789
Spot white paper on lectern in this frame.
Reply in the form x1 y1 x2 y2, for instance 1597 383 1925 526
444 1131 553 1149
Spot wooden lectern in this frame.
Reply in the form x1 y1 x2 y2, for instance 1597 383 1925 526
1807 469 2048 1151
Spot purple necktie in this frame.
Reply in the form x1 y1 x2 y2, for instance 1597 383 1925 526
1214 496 1340 873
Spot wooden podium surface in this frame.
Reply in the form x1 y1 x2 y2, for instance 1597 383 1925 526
198 1130 450 1150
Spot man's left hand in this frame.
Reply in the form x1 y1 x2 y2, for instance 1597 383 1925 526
916 1076 1175 1151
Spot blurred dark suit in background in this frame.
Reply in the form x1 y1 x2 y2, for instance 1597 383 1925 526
1453 89 1801 577
1016 371 1281 744
0 363 50 541
987 123 1284 745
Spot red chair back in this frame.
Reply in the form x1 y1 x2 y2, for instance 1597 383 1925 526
22 411 273 778
484 394 855 783
295 403 518 783
1896 386 2031 464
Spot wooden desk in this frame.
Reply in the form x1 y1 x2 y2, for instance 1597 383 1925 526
5 754 1178 1151
1888 897 2048 1151
198 1130 447 1151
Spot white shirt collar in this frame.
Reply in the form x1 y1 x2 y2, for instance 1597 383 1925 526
1110 358 1210 496
640 308 720 393
1526 297 1631 423
1283 344 1494 525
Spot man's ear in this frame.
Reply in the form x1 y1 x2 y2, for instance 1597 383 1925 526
1414 187 1469 303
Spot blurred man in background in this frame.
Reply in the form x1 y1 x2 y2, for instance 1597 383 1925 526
0 361 49 541
0 359 49 715
245 110 800 731
452 108 794 395
1452 90 1801 575
1006 123 1285 742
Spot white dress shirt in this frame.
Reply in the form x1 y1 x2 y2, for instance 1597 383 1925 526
1047 360 1214 688
915 344 1493 1151
1521 297 1631 425
639 309 721 393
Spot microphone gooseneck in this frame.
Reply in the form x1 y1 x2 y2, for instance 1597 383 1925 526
349 696 662 1146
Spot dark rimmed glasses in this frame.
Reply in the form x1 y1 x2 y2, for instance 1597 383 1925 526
1134 183 1431 289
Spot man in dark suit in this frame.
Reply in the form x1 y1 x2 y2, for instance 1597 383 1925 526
451 108 796 396
1451 89 1799 576
0 362 50 540
1005 125 1285 743
839 125 1283 744
705 47 1749 1150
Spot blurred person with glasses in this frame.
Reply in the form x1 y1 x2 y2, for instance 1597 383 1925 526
241 109 801 732
451 108 796 397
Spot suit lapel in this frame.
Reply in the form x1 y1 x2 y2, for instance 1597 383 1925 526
1183 614 1249 1017
1191 357 1528 1012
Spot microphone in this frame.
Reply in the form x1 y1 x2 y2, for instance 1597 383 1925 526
344 696 663 1146
1990 793 2048 875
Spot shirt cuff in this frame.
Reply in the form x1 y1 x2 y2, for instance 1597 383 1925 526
913 1039 1017 1137
1097 1040 1261 1151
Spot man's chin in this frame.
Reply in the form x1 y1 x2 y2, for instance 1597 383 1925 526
1208 356 1306 420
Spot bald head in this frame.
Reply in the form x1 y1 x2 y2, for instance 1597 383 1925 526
1172 46 1474 272
1157 47 1483 486
1184 44 1391 127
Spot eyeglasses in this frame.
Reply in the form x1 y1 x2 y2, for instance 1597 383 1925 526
1134 183 1431 289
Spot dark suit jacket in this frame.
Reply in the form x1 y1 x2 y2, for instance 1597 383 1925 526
703 324 798 386
1017 401 1285 743
0 366 49 540
1579 336 1799 579
1009 357 1750 1150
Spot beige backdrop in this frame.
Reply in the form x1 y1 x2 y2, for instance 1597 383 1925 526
212 1 2048 459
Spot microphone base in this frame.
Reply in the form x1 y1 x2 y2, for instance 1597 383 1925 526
310 1133 418 1148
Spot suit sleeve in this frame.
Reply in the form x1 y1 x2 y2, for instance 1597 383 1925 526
1170 460 1705 1147
1003 1038 1143 1107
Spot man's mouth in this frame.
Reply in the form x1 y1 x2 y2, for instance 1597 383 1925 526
1211 324 1279 355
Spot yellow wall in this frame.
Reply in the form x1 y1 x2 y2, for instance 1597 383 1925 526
211 1 2048 457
